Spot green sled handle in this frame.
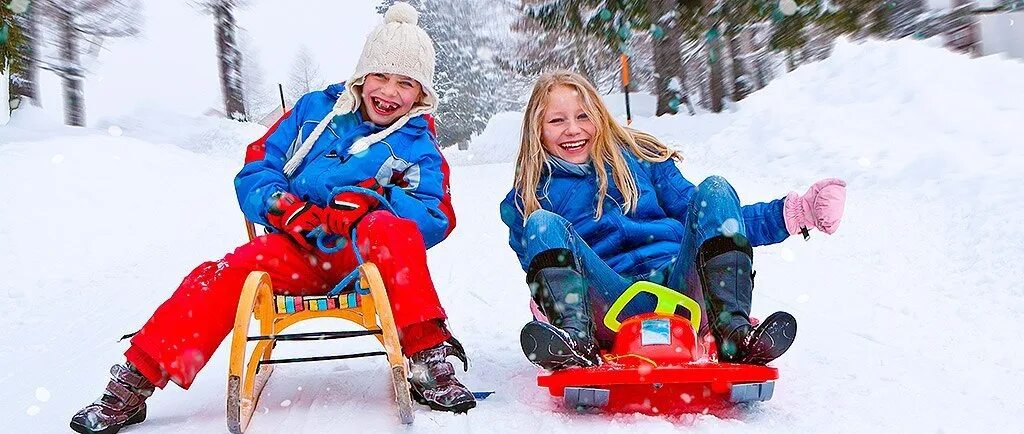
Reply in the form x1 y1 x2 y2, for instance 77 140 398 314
602 281 702 333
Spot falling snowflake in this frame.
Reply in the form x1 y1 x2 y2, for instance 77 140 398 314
280 400 292 407
26 406 40 416
35 387 51 402
107 126 123 137
780 247 795 262
720 218 740 237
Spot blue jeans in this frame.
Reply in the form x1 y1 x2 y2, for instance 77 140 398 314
521 176 748 345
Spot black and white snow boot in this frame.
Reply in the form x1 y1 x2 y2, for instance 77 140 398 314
520 249 601 371
70 363 154 434
408 336 477 413
698 236 797 365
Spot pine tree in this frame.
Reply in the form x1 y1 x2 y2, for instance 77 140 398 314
2 2 27 122
378 0 513 149
35 0 142 126
500 6 622 94
238 32 275 122
285 45 323 107
10 0 40 106
195 0 247 121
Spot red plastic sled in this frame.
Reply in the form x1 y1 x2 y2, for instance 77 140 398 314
536 282 779 415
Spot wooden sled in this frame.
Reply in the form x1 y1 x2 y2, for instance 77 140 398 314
226 221 413 433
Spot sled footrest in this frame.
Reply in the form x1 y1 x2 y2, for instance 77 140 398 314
564 387 610 409
260 351 387 366
247 329 382 342
729 381 775 403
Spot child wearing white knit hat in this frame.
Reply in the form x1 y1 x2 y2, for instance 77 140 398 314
283 1 439 174
69 4 474 433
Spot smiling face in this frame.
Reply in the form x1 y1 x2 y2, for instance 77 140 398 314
540 85 597 164
359 72 423 126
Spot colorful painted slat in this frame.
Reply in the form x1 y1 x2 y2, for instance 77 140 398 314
272 293 358 314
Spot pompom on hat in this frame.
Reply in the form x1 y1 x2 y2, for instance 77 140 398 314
284 2 437 176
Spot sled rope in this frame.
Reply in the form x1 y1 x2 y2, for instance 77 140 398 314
304 185 397 297
602 353 660 368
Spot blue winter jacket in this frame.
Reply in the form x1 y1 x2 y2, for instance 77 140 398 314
500 151 790 276
235 83 453 248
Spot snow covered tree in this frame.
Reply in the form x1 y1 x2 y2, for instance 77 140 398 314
500 6 621 94
238 32 275 122
885 0 925 38
195 0 247 121
650 0 699 115
378 0 514 149
35 0 142 126
10 0 40 106
2 1 26 123
284 45 323 108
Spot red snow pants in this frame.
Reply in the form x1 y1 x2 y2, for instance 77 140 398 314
126 211 450 389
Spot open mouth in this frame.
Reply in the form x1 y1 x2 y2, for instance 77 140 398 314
559 139 587 152
370 96 401 116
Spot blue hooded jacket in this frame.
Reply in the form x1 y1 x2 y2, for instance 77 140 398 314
500 151 790 276
235 83 454 248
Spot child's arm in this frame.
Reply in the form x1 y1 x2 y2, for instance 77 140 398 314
649 160 789 247
234 95 309 228
386 149 455 248
499 194 529 271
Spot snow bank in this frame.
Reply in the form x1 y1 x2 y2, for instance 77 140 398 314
3 37 1023 433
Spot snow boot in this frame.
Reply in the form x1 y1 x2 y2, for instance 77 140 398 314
698 236 797 365
519 249 601 371
70 363 154 434
408 336 477 413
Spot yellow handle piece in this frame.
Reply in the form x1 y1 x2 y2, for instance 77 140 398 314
602 281 701 333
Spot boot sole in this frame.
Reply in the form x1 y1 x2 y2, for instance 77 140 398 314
409 386 477 413
741 311 798 365
69 406 146 434
520 321 597 371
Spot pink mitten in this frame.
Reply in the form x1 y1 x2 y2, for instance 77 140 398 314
784 178 847 238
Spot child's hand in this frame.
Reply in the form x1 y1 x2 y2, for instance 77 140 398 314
784 178 847 237
323 179 385 236
266 191 324 249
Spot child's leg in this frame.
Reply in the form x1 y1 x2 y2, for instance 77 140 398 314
520 210 633 352
350 210 450 356
662 176 796 364
347 210 475 412
127 234 330 389
664 176 748 296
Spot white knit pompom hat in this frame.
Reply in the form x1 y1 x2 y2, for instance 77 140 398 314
283 2 438 176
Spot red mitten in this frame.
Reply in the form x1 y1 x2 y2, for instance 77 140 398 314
323 179 385 236
266 192 323 249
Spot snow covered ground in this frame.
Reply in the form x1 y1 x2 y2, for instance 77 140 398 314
3 38 1023 433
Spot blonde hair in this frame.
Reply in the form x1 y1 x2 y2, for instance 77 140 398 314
513 70 681 220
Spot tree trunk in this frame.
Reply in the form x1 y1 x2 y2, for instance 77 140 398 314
1 63 9 125
57 6 84 126
707 28 725 113
742 27 765 90
651 0 687 116
12 2 40 105
726 27 748 102
214 2 246 120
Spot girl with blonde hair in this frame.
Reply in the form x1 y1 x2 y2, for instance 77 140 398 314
500 71 847 370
